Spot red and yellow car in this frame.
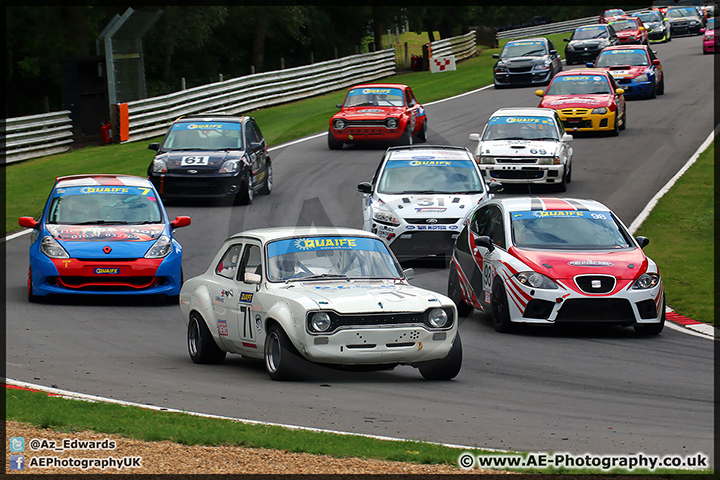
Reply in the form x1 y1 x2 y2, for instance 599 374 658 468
327 84 428 150
535 69 627 136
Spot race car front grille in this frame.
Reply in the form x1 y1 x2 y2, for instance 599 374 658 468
489 170 544 180
53 276 159 290
403 218 460 224
495 157 539 164
390 231 458 258
507 74 532 84
616 78 632 84
306 308 454 334
508 66 532 73
574 275 616 294
555 298 634 323
561 119 593 129
560 108 590 116
345 120 388 128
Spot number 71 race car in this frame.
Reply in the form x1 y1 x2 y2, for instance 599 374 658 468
180 227 462 381
448 197 665 335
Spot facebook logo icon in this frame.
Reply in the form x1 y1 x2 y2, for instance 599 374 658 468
9 455 25 470
9 436 25 452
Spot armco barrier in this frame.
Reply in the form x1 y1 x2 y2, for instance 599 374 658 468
428 31 477 61
1 111 74 165
496 9 645 40
117 49 397 143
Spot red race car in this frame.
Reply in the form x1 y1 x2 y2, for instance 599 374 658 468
609 17 649 44
327 83 428 150
599 8 627 23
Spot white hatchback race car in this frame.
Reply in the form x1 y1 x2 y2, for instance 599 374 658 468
357 145 500 261
180 227 462 380
448 197 665 334
470 107 573 191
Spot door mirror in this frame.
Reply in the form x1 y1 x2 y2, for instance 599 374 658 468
474 235 494 252
616 88 625 95
635 236 650 249
148 143 160 151
19 217 39 229
562 133 573 142
492 53 500 59
488 179 503 194
469 133 481 142
357 182 372 194
403 268 415 280
535 89 545 97
170 216 191 229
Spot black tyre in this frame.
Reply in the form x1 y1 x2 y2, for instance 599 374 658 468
619 108 627 131
235 173 254 205
418 334 462 380
259 161 273 195
415 119 428 143
264 324 303 381
556 168 568 192
566 162 572 183
609 112 620 136
27 265 38 303
397 125 412 146
187 312 226 364
491 281 514 333
634 298 666 335
327 130 343 150
657 76 665 95
648 79 657 99
448 265 473 318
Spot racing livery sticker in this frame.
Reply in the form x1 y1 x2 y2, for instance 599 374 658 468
169 122 242 132
255 314 263 334
268 237 390 257
46 225 164 242
239 292 254 303
568 260 615 267
218 320 229 336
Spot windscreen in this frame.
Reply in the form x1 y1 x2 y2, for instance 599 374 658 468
482 116 559 141
501 40 547 58
47 186 163 225
610 20 637 31
511 210 634 249
163 122 243 150
266 236 403 281
377 158 485 195
343 87 405 107
596 49 649 67
546 74 612 95
573 26 609 40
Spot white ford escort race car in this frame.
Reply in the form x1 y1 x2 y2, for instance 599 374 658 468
357 145 500 261
179 227 461 380
470 107 573 192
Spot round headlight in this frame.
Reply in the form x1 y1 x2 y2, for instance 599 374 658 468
311 312 332 332
333 119 347 130
428 308 448 328
385 118 399 129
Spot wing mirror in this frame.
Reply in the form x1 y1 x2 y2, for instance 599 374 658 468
535 89 545 97
403 268 415 280
635 236 650 249
357 182 372 194
562 133 573 142
19 217 40 229
616 88 625 95
170 216 191 228
148 143 160 151
474 235 494 252
488 179 503 194
469 133 481 142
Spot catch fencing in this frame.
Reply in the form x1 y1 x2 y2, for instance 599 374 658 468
496 9 646 40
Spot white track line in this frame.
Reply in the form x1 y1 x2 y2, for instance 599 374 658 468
5 378 508 454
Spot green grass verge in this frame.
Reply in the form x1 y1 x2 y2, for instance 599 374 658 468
635 143 714 325
7 387 711 475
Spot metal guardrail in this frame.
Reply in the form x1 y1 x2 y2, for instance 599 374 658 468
119 49 397 143
1 111 74 165
496 9 646 40
429 31 477 61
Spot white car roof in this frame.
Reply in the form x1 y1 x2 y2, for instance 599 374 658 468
489 107 558 118
226 226 380 244
492 197 613 213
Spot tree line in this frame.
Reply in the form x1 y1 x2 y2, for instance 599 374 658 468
5 5 628 117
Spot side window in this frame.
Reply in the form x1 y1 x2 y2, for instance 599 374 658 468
488 207 506 249
471 206 493 235
555 113 566 135
216 244 243 279
245 120 259 145
237 244 262 282
371 156 388 186
251 120 264 144
547 40 555 52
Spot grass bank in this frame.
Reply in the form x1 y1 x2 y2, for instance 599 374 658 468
6 387 709 475
635 144 715 325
